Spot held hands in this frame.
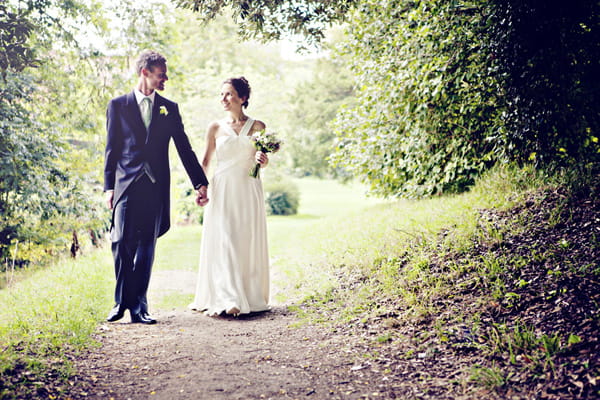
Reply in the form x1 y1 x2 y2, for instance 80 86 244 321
196 185 209 207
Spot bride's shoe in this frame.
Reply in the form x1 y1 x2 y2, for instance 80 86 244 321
226 307 240 317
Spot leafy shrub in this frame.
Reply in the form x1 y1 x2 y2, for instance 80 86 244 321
332 0 599 198
264 179 300 216
487 0 600 167
332 0 502 198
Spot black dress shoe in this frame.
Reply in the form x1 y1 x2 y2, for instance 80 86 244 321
131 312 157 324
141 311 155 320
106 305 126 322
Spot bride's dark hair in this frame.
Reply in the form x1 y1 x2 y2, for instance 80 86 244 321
223 76 251 108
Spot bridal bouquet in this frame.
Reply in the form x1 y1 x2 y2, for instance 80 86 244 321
249 130 282 178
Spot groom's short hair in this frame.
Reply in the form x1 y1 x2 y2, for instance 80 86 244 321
135 50 167 75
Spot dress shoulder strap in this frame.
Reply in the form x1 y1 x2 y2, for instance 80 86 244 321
240 118 255 137
218 120 237 136
217 118 255 136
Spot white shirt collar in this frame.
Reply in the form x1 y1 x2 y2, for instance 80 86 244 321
134 89 156 105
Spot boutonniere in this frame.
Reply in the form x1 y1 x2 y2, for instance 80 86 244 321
159 105 169 116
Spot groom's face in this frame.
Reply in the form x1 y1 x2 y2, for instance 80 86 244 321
143 63 168 92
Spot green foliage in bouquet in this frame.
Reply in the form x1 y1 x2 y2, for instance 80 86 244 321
250 130 283 178
264 178 300 216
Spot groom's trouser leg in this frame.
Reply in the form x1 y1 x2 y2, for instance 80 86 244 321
133 236 157 314
112 191 135 310
112 238 137 310
111 176 161 314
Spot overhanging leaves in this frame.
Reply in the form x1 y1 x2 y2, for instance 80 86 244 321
175 0 357 46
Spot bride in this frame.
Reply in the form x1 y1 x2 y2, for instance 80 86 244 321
189 77 270 316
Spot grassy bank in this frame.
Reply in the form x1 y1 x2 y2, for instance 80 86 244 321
288 166 599 399
0 249 114 398
269 167 538 305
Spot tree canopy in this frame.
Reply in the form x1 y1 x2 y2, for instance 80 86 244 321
0 4 38 74
175 0 357 47
285 55 355 178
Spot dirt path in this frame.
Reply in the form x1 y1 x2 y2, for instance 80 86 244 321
69 271 386 400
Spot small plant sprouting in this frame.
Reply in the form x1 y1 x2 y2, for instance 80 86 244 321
470 364 508 390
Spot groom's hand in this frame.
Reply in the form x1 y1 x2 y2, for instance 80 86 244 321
105 190 114 210
195 186 209 207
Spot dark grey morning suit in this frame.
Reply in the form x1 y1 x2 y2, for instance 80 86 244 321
104 91 208 315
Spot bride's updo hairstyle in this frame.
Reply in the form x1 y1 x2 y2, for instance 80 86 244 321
224 76 251 108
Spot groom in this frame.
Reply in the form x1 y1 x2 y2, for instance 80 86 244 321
103 50 208 324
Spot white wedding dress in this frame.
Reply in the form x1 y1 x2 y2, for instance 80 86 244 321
189 118 270 315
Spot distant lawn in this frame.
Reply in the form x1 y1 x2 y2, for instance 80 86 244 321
152 177 386 305
267 177 386 257
155 177 383 273
290 177 384 218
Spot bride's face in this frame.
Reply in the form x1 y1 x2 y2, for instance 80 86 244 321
221 84 245 112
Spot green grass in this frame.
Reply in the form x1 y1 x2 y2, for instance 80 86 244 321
154 224 202 272
267 178 386 293
266 178 385 251
0 249 114 398
291 177 385 218
269 167 542 306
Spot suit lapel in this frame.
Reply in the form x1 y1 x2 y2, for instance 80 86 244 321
148 93 166 141
124 92 148 143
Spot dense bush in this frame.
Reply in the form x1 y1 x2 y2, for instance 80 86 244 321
331 0 502 198
486 0 600 167
264 178 300 216
330 0 599 198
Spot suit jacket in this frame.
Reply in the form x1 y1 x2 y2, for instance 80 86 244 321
104 91 208 238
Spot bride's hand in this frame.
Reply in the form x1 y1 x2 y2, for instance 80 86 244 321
195 186 209 207
255 151 269 167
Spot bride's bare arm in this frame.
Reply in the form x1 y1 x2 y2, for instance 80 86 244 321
252 120 266 133
202 122 219 171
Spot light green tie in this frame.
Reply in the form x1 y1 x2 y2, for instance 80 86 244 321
139 97 156 183
141 97 152 130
